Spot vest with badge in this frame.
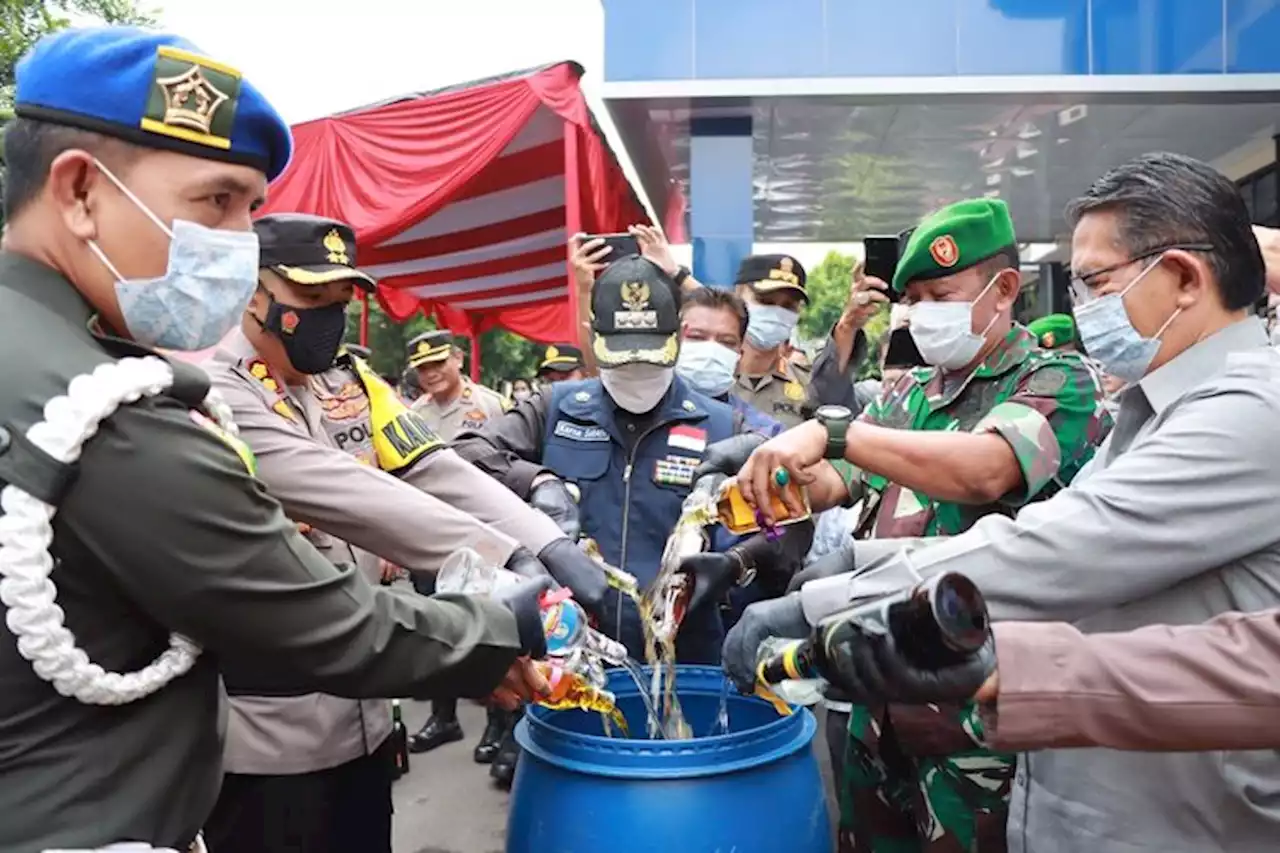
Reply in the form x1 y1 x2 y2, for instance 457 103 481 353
541 375 735 663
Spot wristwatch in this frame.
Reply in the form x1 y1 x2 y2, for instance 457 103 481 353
814 405 853 460
672 265 691 288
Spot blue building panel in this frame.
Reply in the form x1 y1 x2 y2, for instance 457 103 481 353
825 0 959 77
1228 0 1280 73
603 0 694 81
1093 0 1225 74
602 0 1280 81
693 0 826 78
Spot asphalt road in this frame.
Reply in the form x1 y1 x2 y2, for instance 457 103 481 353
390 699 840 853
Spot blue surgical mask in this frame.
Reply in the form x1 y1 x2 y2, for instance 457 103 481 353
676 339 740 397
87 160 260 351
745 303 799 350
1074 255 1180 385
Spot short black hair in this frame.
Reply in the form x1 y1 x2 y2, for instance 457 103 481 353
1065 152 1264 311
680 285 749 340
3 118 138 220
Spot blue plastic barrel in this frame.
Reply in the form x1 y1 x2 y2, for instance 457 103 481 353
508 665 832 853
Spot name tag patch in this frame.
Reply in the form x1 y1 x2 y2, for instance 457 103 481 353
554 421 610 442
653 454 700 487
668 425 707 453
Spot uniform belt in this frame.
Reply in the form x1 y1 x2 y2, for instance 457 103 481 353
43 832 206 853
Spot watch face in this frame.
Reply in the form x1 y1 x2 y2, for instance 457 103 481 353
817 405 852 422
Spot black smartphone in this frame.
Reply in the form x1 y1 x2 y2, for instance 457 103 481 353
583 233 641 261
863 235 901 302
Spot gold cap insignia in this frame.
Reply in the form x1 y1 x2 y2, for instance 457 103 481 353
546 345 560 361
621 281 651 312
142 46 242 151
418 342 430 354
779 257 794 272
324 229 350 265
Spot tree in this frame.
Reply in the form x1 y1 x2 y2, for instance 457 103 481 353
798 250 891 379
1 0 157 114
0 1 158 227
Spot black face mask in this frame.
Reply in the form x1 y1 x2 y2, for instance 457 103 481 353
262 297 348 375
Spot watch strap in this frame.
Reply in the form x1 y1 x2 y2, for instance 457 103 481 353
823 415 850 460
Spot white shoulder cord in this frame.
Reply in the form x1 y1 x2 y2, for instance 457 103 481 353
0 356 227 706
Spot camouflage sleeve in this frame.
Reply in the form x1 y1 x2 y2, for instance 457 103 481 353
973 354 1111 507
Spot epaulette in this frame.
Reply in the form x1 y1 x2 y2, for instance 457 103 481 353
244 357 301 423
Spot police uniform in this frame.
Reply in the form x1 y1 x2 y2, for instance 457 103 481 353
0 28 536 853
406 331 509 440
733 255 819 427
453 256 749 662
201 215 562 851
536 343 585 380
823 199 1112 853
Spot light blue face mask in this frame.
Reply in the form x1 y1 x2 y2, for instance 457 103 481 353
745 303 799 350
1074 255 1181 385
87 160 260 351
676 339 740 397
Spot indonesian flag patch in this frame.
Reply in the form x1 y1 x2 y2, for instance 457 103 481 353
668 425 707 454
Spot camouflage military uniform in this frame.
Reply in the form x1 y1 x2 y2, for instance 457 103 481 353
829 323 1111 853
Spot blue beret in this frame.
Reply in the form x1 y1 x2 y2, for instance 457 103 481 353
14 26 292 181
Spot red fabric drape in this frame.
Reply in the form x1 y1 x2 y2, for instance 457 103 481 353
259 62 649 344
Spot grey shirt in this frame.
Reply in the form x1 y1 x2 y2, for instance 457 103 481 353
802 317 1280 853
0 255 525 852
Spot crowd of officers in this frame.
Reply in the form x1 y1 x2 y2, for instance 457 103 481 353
3 21 1280 853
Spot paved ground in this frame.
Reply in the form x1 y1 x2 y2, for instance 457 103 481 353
391 699 840 853
392 700 509 853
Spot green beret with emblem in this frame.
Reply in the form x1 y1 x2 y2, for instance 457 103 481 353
1027 313 1076 349
892 198 1017 293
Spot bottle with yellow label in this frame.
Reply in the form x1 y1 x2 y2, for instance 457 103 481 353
715 477 812 535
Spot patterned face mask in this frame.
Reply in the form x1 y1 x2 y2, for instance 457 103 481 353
86 159 259 351
1074 256 1179 385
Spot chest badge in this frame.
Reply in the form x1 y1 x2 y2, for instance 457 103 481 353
668 425 707 454
784 381 805 401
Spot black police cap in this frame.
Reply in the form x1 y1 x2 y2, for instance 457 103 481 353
256 213 376 290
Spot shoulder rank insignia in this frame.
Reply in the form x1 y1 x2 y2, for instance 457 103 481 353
682 399 696 412
247 358 298 422
574 391 591 403
190 410 257 475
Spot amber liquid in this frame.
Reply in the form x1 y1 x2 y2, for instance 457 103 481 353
534 661 629 737
716 478 812 535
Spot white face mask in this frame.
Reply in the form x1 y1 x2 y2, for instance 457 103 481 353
600 363 675 414
908 273 1001 370
745 303 799 350
86 159 260 351
675 339 740 397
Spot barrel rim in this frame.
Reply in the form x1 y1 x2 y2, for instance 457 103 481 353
515 665 818 781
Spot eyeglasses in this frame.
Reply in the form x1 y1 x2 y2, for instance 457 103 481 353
1068 242 1213 307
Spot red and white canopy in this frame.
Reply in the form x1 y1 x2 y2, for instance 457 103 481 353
258 61 649 343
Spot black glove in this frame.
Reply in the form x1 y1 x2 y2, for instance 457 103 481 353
676 551 743 615
721 593 810 694
785 538 856 594
492 575 557 659
739 519 816 597
529 478 581 541
537 537 610 620
505 546 555 581
693 432 769 481
818 609 996 705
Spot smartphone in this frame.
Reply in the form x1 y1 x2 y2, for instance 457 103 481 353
863 235 901 302
583 233 641 261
